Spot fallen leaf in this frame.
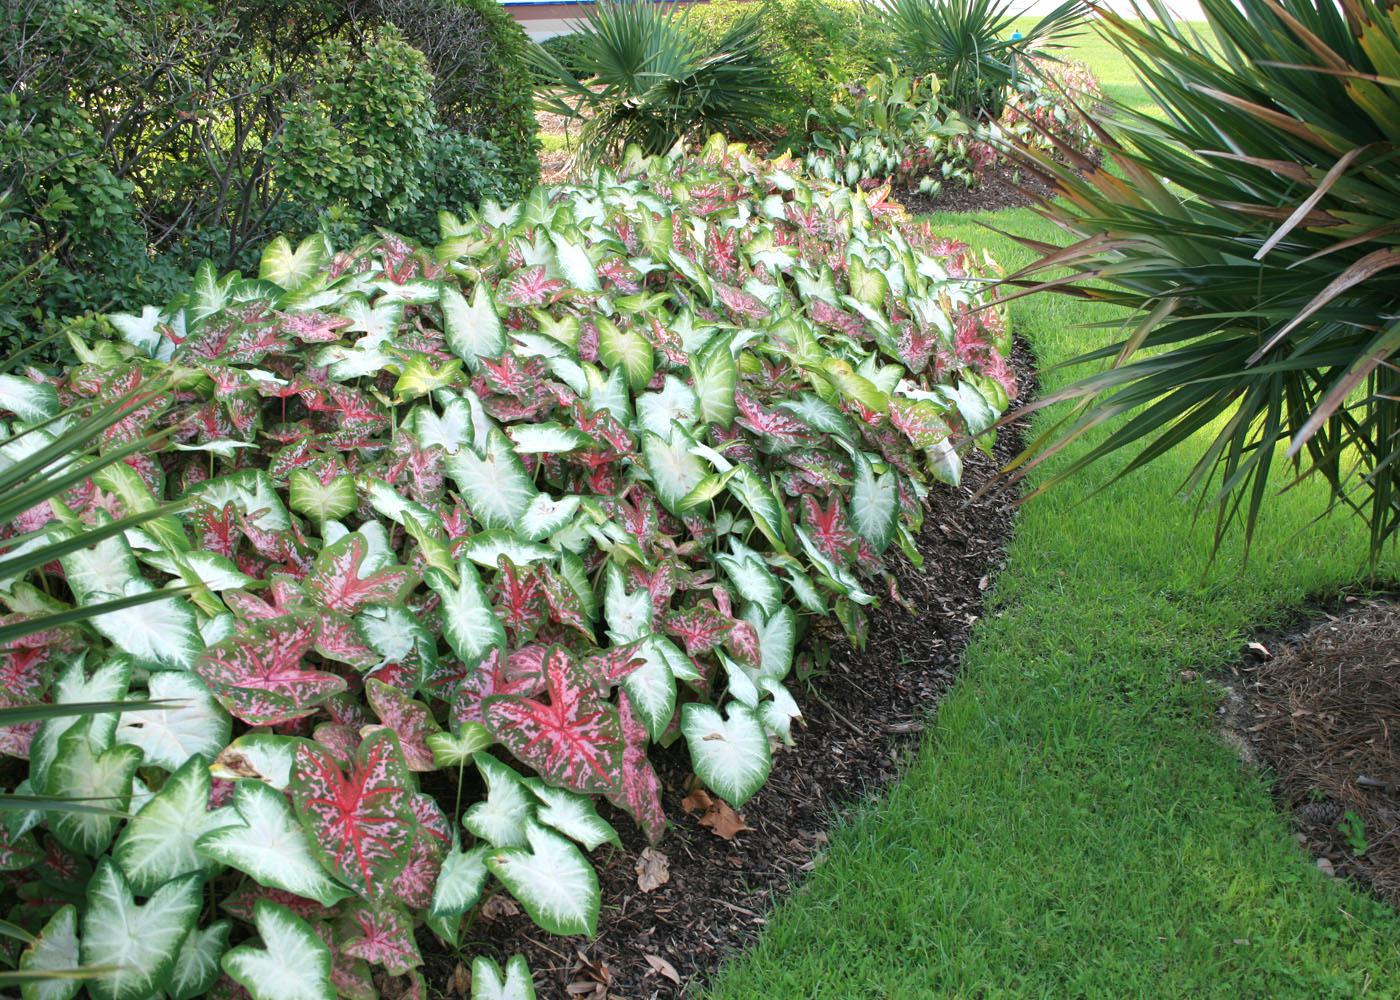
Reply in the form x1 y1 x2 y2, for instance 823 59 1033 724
1247 641 1272 659
452 962 470 997
1316 857 1336 877
680 786 752 838
479 894 521 921
681 788 714 815
636 847 670 893
644 954 681 985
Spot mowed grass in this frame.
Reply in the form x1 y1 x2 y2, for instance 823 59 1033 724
705 24 1400 1000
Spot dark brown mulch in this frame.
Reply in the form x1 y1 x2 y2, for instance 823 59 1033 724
891 161 1060 217
419 346 1033 999
1224 596 1400 910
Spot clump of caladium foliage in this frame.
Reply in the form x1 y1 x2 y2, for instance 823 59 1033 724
0 135 1013 998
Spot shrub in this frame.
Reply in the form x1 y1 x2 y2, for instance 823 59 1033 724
530 0 782 164
1004 0 1400 558
0 138 1013 995
872 0 1088 118
0 0 533 356
374 0 542 196
685 0 895 136
539 31 593 82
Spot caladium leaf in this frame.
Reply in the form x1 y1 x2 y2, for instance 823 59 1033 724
81 860 202 1000
716 547 782 614
681 702 771 807
618 638 677 742
603 692 666 844
550 231 600 292
691 332 738 427
471 955 537 1000
209 733 300 789
887 396 952 450
17 904 80 1000
409 397 473 454
196 780 352 907
604 563 652 645
484 647 623 797
289 469 357 524
426 724 493 768
518 494 582 543
168 921 231 1000
114 672 230 772
522 778 619 851
452 646 547 729
113 755 234 894
391 793 451 910
663 602 730 657
463 752 534 848
305 533 417 615
222 901 335 1000
641 430 707 515
506 423 594 454
427 560 506 668
637 376 700 438
430 843 491 918
442 283 505 372
289 728 415 902
338 902 420 974
260 234 330 292
596 316 653 392
0 372 59 422
758 678 802 746
365 680 439 771
48 721 142 856
487 821 600 937
30 656 132 793
194 615 347 727
459 532 553 569
445 429 537 531
743 605 796 680
849 451 897 554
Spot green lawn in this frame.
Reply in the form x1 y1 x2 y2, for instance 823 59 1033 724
706 24 1400 1000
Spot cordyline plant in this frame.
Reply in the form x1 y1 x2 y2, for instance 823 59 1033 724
999 0 1400 560
0 136 1014 999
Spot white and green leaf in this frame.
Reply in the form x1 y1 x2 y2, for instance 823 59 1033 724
681 703 771 807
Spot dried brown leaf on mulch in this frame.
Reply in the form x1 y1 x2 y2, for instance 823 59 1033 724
1228 597 1400 908
420 347 1034 999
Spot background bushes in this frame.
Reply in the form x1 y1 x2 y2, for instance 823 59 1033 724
0 0 537 356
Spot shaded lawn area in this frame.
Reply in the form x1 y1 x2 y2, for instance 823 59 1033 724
705 20 1400 1000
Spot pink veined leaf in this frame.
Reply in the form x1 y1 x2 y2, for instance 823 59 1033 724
267 439 319 480
783 449 850 490
325 693 371 730
478 353 544 399
314 610 379 670
306 534 418 615
0 644 52 705
597 257 642 293
663 603 730 656
604 692 666 845
227 323 290 365
339 901 422 974
236 510 310 573
192 500 241 559
313 922 376 1000
705 227 740 280
735 391 812 448
809 298 867 340
483 646 624 796
209 777 236 808
219 883 334 924
313 723 362 766
451 646 548 728
896 321 939 374
0 720 38 759
571 404 634 455
223 577 309 621
714 284 770 321
887 397 952 450
389 794 450 910
0 825 41 871
194 614 347 726
365 660 417 693
537 565 595 642
629 559 679 619
726 620 762 669
365 680 438 772
490 557 547 644
383 433 445 503
801 495 857 564
289 728 416 902
280 311 352 343
579 643 645 690
498 265 568 306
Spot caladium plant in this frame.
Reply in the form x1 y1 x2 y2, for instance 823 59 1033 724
0 137 1013 998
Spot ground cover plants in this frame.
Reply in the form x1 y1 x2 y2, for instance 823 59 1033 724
0 137 1015 997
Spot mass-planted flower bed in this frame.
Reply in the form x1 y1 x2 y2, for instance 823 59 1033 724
0 136 1013 998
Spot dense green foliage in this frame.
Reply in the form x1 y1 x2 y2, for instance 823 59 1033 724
1007 0 1400 559
0 139 1014 997
685 0 895 136
0 0 537 355
539 31 592 82
530 1 782 164
873 0 1088 117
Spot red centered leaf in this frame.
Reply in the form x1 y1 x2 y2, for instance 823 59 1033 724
735 391 812 448
887 397 952 450
339 901 422 974
604 692 666 845
490 557 547 643
220 884 334 924
289 728 415 902
801 495 856 564
538 564 595 641
194 614 347 726
483 647 623 796
663 603 730 656
498 266 568 307
365 680 439 772
389 794 450 910
306 533 417 615
451 646 547 728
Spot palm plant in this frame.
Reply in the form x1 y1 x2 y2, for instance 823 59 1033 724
1000 0 1400 560
529 0 779 165
872 0 1088 118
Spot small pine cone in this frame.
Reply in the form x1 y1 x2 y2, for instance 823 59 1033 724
1296 800 1345 827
